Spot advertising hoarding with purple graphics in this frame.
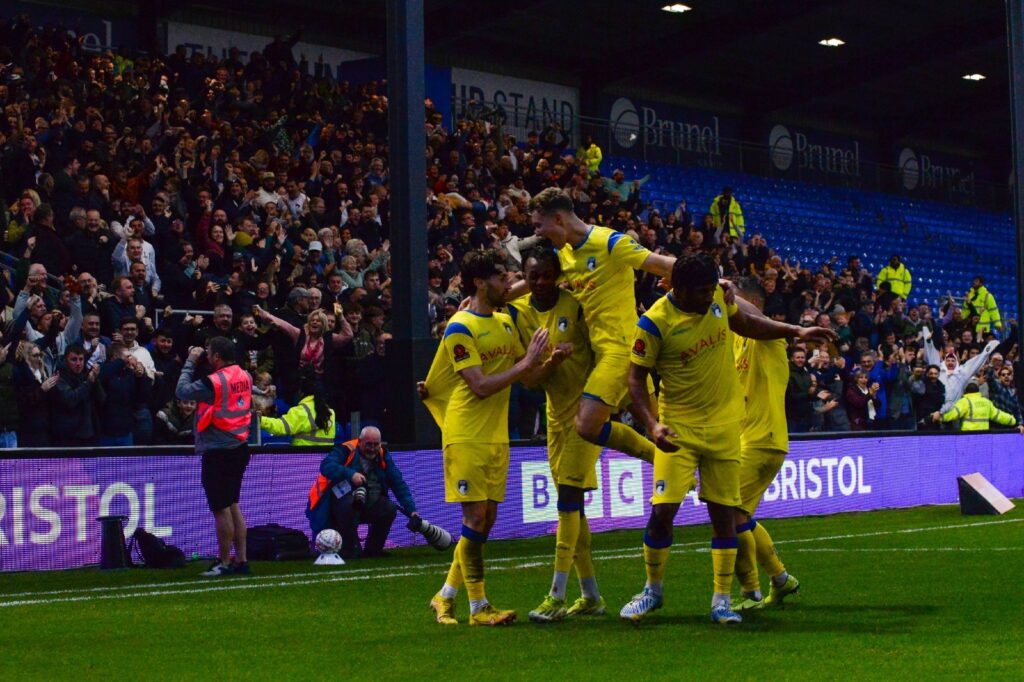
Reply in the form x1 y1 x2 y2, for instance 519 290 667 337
0 434 1021 572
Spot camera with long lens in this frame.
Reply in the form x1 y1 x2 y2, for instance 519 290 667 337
405 514 453 551
352 486 367 510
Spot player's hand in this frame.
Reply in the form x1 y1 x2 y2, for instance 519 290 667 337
546 342 574 367
351 473 366 486
524 328 550 368
649 422 679 452
718 279 736 306
797 326 838 345
416 381 429 400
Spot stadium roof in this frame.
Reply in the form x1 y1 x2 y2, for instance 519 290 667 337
169 0 1011 162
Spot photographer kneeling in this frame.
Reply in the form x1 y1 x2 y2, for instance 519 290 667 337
306 426 416 560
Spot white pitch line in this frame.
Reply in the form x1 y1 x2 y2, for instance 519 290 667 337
1 516 1020 608
791 547 1024 553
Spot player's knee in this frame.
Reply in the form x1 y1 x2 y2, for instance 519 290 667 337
574 414 602 443
646 507 674 537
557 485 585 508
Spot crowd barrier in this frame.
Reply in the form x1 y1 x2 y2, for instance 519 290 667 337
0 432 1021 572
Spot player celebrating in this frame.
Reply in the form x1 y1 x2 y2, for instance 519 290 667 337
505 249 607 622
527 187 674 464
730 278 801 610
420 250 549 626
619 255 836 624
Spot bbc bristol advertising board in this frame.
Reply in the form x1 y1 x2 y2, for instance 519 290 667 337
0 435 1020 571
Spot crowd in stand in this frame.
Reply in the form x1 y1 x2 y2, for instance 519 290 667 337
0 15 1020 449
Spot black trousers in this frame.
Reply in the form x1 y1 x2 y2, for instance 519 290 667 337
330 493 397 558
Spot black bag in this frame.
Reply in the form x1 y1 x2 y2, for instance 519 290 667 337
131 528 187 569
247 524 311 561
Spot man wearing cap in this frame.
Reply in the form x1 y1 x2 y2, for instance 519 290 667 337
307 241 326 278
255 172 282 212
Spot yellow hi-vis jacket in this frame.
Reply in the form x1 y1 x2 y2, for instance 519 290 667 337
710 194 745 238
877 263 913 299
962 285 1002 334
941 393 1016 431
260 395 336 445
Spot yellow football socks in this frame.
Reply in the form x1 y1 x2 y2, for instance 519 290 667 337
752 520 786 579
555 505 581 574
711 537 738 595
574 514 595 581
603 421 656 464
735 520 760 594
459 526 487 605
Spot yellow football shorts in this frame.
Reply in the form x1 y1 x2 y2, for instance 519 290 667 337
443 442 510 503
738 446 787 516
651 421 742 507
582 348 655 409
548 426 602 489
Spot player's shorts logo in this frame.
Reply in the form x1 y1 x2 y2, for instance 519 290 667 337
586 256 597 271
557 316 568 332
453 344 470 362
632 339 646 357
458 480 469 495
655 480 666 495
711 302 723 318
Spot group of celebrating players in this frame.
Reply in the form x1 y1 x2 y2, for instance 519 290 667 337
418 187 837 626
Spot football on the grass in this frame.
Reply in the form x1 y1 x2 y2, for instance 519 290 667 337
315 529 342 554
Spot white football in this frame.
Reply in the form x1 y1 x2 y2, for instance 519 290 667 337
315 528 342 554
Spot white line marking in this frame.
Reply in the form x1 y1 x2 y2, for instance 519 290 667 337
1 516 1019 608
792 547 1024 553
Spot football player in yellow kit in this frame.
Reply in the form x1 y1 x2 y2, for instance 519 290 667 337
619 255 835 624
730 277 801 610
526 187 675 464
505 249 607 622
420 250 549 626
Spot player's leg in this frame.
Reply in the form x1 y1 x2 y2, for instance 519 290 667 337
756 520 799 606
733 510 761 608
576 397 654 463
734 448 788 610
530 482 587 622
699 426 743 624
575 351 655 463
621 443 693 621
567 511 606 616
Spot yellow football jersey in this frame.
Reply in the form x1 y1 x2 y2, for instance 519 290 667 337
631 288 742 427
734 335 789 452
507 291 593 427
557 225 651 352
436 309 524 445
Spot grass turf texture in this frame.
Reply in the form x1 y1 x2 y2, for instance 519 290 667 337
1 503 1020 680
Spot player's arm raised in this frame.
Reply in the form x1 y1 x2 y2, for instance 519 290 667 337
639 252 675 279
458 328 550 399
628 363 678 452
729 294 838 344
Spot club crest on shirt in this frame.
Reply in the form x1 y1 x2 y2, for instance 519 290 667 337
453 344 470 362
711 302 723 318
655 480 666 495
586 256 597 271
557 316 568 332
458 480 469 495
632 339 646 357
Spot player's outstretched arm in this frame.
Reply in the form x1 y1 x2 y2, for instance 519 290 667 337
458 327 549 399
729 295 839 344
639 252 675 279
628 363 678 452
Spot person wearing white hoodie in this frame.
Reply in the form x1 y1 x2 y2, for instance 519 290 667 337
921 325 999 412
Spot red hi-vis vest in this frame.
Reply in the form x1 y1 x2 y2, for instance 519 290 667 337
308 439 386 511
197 364 252 441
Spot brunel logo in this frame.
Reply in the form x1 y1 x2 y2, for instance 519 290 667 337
769 124 794 171
898 147 974 195
610 97 640 149
898 148 920 190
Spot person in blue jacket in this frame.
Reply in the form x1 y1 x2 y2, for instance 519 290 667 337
306 426 418 559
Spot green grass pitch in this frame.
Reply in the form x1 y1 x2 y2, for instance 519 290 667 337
1 503 1020 680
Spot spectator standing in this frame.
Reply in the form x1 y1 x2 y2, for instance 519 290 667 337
12 341 58 447
887 347 918 430
962 276 1002 335
845 369 881 431
305 426 417 560
987 365 1022 427
933 383 1023 433
0 341 18 448
911 364 946 430
51 345 102 447
709 187 745 240
876 255 912 300
156 399 197 444
98 345 153 446
785 348 815 433
260 371 336 446
577 135 603 174
176 337 254 578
